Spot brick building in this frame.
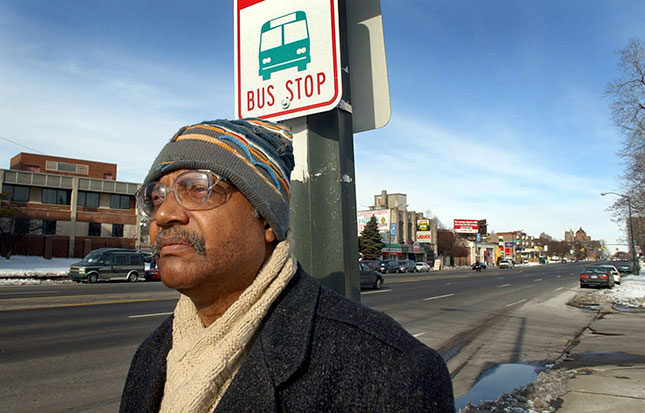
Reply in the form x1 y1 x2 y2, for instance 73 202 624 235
0 153 141 259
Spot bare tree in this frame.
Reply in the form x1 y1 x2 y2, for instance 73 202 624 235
0 191 42 259
605 37 645 254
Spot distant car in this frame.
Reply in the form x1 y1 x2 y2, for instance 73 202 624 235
144 267 161 281
416 262 432 272
498 259 514 269
580 266 615 288
68 248 144 283
399 260 417 273
359 262 384 289
472 262 487 271
617 264 631 274
598 264 621 284
360 260 380 271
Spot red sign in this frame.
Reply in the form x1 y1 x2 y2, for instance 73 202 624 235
454 219 479 234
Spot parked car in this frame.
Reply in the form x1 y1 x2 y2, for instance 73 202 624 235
360 260 380 271
399 260 417 273
68 248 144 283
498 259 514 269
144 258 160 281
415 261 432 272
579 266 615 289
359 262 384 289
598 264 621 284
617 264 632 274
378 259 415 273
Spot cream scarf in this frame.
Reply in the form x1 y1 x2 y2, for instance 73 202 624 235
159 235 296 413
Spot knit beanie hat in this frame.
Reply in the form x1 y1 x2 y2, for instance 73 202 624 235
144 118 294 241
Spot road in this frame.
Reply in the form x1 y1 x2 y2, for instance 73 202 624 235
0 263 594 412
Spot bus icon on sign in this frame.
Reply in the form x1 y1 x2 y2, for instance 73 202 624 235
259 11 311 81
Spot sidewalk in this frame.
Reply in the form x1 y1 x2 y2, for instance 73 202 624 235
556 305 645 411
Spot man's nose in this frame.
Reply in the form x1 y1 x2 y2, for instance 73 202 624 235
153 191 189 226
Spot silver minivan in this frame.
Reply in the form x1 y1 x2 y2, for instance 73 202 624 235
68 248 144 283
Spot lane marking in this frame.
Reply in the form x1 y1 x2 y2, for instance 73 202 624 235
534 279 543 282
506 299 527 307
413 332 426 338
498 284 511 288
555 287 565 291
424 293 455 301
2 293 106 302
446 282 454 285
129 311 173 319
361 289 390 295
0 297 177 312
556 275 562 278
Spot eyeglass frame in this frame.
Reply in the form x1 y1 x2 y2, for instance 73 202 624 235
135 169 233 220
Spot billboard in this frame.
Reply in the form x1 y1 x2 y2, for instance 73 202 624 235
416 230 433 243
416 219 430 231
357 209 390 233
454 219 479 234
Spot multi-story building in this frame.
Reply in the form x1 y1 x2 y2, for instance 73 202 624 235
360 190 437 262
0 153 141 259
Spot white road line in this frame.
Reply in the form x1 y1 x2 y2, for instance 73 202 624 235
506 299 527 307
555 287 564 291
361 289 390 295
129 312 173 319
413 332 426 338
498 284 511 288
423 293 455 301
556 275 562 278
446 282 453 285
534 278 543 282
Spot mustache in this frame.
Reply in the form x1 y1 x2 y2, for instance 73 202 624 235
152 227 207 258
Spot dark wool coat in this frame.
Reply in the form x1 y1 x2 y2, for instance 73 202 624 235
120 267 455 412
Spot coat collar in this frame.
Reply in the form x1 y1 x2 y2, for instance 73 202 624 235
215 267 320 411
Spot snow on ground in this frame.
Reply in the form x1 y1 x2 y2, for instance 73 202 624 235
571 275 645 309
0 255 80 285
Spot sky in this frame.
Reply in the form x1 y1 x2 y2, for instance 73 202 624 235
1 0 644 250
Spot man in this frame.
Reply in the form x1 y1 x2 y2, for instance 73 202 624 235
120 118 454 412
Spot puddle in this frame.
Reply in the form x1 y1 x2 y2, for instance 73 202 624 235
613 304 645 313
455 363 540 410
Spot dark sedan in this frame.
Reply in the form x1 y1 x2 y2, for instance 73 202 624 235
360 262 384 289
580 266 614 288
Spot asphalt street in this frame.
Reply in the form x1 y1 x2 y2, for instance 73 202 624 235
0 262 592 412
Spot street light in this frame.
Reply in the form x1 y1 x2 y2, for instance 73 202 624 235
601 191 640 275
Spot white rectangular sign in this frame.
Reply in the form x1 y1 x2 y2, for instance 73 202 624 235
235 0 342 121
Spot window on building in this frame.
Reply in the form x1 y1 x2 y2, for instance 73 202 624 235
24 165 40 172
77 191 100 208
110 194 130 209
42 188 70 205
112 223 124 237
42 220 57 235
103 173 113 180
3 184 30 202
14 218 30 234
57 162 77 172
88 222 101 237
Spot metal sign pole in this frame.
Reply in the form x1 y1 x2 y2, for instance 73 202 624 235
285 0 360 300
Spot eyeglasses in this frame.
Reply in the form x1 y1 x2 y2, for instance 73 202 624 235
136 170 232 220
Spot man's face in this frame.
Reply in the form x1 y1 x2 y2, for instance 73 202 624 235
148 169 275 302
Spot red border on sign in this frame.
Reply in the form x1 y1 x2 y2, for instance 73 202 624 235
236 0 340 120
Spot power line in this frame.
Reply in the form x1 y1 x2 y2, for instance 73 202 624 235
0 135 46 154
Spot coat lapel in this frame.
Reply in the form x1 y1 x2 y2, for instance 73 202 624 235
215 269 320 411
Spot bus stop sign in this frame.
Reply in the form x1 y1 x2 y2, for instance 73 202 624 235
235 0 342 121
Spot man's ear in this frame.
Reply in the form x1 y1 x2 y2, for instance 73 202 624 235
263 222 276 243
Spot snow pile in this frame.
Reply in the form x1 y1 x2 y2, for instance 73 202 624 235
0 255 79 284
569 275 645 309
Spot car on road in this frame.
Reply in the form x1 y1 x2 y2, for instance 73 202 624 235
598 264 621 284
579 266 615 288
359 262 384 289
617 264 632 274
498 259 514 269
472 262 487 271
68 248 144 283
415 261 432 272
378 259 415 273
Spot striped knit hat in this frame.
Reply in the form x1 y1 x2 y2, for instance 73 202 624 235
144 118 294 241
